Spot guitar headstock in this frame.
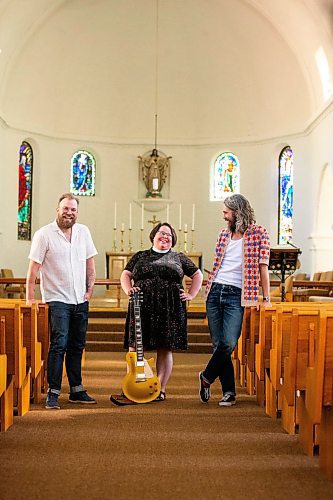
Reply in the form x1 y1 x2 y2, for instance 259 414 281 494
131 290 143 306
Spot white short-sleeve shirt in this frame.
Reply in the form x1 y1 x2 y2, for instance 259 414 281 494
28 220 98 304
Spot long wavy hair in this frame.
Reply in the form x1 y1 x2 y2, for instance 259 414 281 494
224 194 256 234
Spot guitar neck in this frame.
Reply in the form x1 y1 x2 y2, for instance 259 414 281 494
134 304 144 363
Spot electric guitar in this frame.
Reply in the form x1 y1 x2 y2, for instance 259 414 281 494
121 291 161 403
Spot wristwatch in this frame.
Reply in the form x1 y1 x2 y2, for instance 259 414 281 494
263 296 270 302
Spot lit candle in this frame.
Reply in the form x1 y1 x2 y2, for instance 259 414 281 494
129 203 132 230
166 204 169 223
192 203 195 231
179 204 182 230
121 223 125 232
152 178 159 191
184 223 188 232
141 203 144 230
113 201 117 230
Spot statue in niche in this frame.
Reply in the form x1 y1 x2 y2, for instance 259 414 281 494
138 149 172 198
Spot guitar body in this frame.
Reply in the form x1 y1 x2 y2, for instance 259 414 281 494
122 352 161 403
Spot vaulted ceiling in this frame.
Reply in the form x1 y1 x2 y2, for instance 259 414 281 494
0 0 332 144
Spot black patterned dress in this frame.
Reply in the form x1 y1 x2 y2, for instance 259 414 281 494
124 249 199 351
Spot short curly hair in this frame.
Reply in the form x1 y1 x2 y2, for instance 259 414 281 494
149 222 177 247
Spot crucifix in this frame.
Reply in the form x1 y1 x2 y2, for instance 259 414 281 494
148 215 160 227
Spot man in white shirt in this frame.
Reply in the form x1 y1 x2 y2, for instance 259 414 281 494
26 193 98 409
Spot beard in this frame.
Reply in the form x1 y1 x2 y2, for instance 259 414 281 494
57 214 76 230
226 214 237 233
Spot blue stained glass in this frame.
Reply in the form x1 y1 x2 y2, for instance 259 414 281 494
213 152 240 200
18 141 33 240
70 150 96 196
278 146 293 244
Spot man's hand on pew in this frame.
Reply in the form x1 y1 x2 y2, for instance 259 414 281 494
256 299 272 311
25 298 41 311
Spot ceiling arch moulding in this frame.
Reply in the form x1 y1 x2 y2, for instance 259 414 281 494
0 0 67 105
245 0 324 113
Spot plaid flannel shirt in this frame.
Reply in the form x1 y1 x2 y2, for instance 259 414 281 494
205 224 270 306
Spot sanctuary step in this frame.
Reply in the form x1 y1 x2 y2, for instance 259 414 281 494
86 310 211 354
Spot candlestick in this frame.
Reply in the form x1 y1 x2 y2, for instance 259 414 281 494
129 203 132 230
179 203 182 230
113 201 117 230
141 203 144 230
191 229 195 252
128 228 133 252
120 227 125 252
177 228 182 251
192 203 195 231
112 227 117 252
140 228 144 250
183 224 188 253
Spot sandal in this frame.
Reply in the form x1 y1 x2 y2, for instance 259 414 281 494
155 391 166 402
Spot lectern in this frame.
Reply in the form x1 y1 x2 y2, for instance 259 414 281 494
269 246 301 301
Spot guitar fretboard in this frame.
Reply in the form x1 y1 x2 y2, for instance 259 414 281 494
134 305 144 363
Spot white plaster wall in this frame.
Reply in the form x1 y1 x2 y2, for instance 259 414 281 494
1 107 333 282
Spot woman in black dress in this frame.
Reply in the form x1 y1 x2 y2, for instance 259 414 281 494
120 222 203 400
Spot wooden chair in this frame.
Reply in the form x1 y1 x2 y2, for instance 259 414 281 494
270 275 294 302
0 269 25 299
293 270 333 302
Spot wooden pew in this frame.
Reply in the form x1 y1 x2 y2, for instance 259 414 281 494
298 310 333 476
255 304 278 407
0 318 6 397
0 304 30 419
0 299 49 395
254 302 332 415
0 316 14 431
280 308 322 433
237 307 250 388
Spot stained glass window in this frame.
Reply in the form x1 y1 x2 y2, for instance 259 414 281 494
213 152 240 200
18 141 33 240
70 150 96 196
278 146 293 244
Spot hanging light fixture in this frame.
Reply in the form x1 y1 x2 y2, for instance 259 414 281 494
138 0 171 199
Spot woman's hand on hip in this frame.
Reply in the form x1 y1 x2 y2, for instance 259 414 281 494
180 288 193 302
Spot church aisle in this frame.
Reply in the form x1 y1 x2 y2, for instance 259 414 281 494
1 352 333 500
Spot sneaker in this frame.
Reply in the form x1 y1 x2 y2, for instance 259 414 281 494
69 391 97 404
199 371 210 403
218 394 236 407
45 392 60 410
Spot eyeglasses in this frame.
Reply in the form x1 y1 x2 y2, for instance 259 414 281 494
157 230 172 239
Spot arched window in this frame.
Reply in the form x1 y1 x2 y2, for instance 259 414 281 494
70 150 96 196
278 146 293 244
212 152 240 200
18 141 33 240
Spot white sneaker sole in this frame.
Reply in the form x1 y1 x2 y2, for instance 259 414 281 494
218 400 236 407
68 400 97 404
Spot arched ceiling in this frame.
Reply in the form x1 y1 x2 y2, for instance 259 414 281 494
0 0 332 144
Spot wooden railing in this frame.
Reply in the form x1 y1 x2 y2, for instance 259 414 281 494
0 278 209 308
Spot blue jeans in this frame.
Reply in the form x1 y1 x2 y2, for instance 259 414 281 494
203 283 244 396
47 301 89 394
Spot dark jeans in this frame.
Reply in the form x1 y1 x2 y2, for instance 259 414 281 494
47 301 89 394
203 283 244 396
